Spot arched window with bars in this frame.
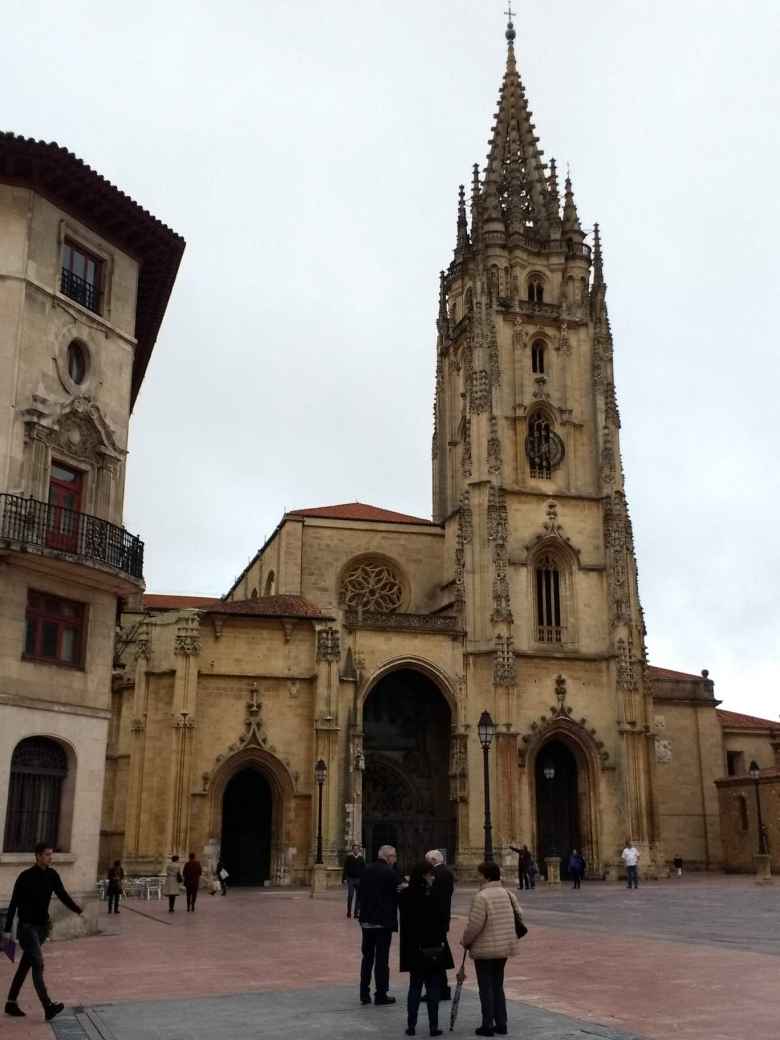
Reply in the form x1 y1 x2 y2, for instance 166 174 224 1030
528 276 544 303
531 340 545 374
535 553 564 644
3 738 68 852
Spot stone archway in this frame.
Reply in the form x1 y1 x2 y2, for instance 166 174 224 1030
360 667 454 869
221 768 273 884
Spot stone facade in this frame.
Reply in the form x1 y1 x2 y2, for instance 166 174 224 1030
0 136 183 928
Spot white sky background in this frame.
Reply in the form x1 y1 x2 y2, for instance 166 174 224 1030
3 1 779 720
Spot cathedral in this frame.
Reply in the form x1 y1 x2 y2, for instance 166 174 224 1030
101 17 778 886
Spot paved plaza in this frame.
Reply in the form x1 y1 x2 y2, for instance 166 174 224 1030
3 876 778 1040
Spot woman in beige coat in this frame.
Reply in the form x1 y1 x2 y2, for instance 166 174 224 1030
163 855 182 913
460 861 523 1037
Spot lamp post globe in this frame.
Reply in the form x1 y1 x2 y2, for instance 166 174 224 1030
478 710 496 862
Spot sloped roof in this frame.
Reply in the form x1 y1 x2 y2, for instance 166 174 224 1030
647 665 704 682
717 709 779 732
285 502 435 526
144 595 219 610
203 595 331 620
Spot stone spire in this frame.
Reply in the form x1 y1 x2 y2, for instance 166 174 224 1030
591 222 608 321
437 270 448 336
454 183 470 258
593 221 605 285
475 11 553 243
548 157 560 210
562 172 582 233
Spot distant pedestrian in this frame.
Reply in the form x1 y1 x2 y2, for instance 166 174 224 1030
183 852 202 912
673 855 683 878
358 844 400 1006
425 849 455 1000
508 843 533 890
216 858 228 895
164 855 182 912
3 843 82 1023
399 860 451 1037
527 855 538 890
621 840 640 889
568 849 585 889
106 860 124 914
342 844 366 919
461 861 523 1037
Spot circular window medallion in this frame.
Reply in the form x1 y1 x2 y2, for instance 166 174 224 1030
67 341 88 385
340 559 403 613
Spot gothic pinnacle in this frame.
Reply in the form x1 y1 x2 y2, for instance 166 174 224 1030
437 270 448 336
548 157 560 208
455 183 470 257
593 221 605 285
562 172 582 232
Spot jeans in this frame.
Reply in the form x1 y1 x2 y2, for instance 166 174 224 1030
626 865 639 889
346 878 361 916
407 967 441 1030
518 871 532 890
7 923 51 1010
186 886 198 911
360 927 392 999
572 873 582 889
474 958 507 1031
107 891 120 913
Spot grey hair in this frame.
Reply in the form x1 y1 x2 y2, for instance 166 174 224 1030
377 845 396 861
425 849 444 866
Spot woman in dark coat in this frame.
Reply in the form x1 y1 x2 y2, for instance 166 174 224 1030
399 860 453 1037
106 860 124 914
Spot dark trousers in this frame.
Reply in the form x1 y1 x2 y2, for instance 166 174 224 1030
572 873 582 889
518 871 531 890
360 927 392 999
186 886 198 911
7 924 51 1010
626 865 639 889
168 895 177 911
474 958 507 1031
346 878 361 916
107 890 120 913
407 968 440 1030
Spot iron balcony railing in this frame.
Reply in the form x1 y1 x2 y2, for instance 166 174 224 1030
60 267 101 313
0 493 144 580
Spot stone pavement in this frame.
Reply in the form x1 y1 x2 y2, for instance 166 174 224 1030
1 876 777 1040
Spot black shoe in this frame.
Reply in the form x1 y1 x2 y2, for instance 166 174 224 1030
374 995 396 1006
360 995 372 1005
495 1028 508 1036
430 1031 443 1037
405 1029 415 1037
475 1029 494 1037
5 1002 26 1017
45 1003 65 1022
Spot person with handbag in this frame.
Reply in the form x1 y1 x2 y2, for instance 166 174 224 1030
163 855 182 912
106 860 124 914
399 860 451 1036
424 849 455 1001
461 861 524 1037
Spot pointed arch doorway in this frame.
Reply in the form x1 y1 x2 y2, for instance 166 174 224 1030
362 667 454 869
535 739 580 879
220 768 272 885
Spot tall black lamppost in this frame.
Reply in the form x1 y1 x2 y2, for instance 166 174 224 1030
749 760 768 855
478 711 496 862
314 758 328 865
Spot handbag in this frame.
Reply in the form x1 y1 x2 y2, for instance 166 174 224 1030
420 944 444 962
508 892 528 938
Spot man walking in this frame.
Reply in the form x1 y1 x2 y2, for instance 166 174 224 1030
425 849 455 1000
357 845 399 1006
342 844 365 919
183 852 202 912
621 840 640 889
3 843 82 1022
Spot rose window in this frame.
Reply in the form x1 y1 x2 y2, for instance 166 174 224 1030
341 560 403 613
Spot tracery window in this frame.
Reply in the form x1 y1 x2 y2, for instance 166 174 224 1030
525 411 564 479
341 558 403 613
528 277 544 303
3 738 68 852
535 554 563 643
531 340 545 374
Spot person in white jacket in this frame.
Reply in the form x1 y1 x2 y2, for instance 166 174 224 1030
621 841 640 889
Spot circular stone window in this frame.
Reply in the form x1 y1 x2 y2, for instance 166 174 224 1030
340 558 404 613
67 340 88 385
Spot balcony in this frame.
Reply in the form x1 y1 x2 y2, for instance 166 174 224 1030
60 267 101 313
537 624 565 644
0 493 143 580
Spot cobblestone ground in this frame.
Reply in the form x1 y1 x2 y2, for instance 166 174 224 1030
2 875 777 1040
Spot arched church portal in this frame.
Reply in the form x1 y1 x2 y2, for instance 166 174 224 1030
362 668 453 869
535 739 580 879
220 768 272 885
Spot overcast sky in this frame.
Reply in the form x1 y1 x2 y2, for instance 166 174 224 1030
4 1 779 720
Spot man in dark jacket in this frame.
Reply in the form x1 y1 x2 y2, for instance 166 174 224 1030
509 843 533 890
342 844 366 919
3 843 82 1022
357 845 399 1005
425 849 455 1001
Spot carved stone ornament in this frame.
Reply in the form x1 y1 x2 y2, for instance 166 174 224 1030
174 613 201 656
487 485 509 545
454 528 466 612
511 317 528 350
340 559 403 613
448 732 469 802
470 369 490 414
517 683 611 768
655 737 672 764
461 413 472 477
488 314 501 386
460 489 473 544
525 426 565 473
493 633 516 686
23 394 122 463
523 500 580 564
317 626 341 662
487 415 502 474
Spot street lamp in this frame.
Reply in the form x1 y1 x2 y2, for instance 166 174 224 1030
314 758 327 865
478 710 497 862
748 760 768 855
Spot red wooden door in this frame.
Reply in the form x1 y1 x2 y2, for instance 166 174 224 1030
47 463 83 552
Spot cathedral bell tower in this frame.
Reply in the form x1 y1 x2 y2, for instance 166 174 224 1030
433 15 661 873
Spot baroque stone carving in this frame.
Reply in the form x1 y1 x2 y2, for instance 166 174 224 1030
174 614 201 656
487 415 502 474
655 737 672 764
340 559 403 613
487 485 509 545
461 413 472 477
317 626 341 662
460 489 473 543
470 369 490 414
512 317 528 350
343 611 460 635
493 633 516 686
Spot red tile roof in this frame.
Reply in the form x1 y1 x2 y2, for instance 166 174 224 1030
144 595 220 610
285 502 435 526
203 595 330 620
647 665 705 682
717 709 779 732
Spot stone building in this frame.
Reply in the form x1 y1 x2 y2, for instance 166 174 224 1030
0 134 183 928
103 19 777 885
